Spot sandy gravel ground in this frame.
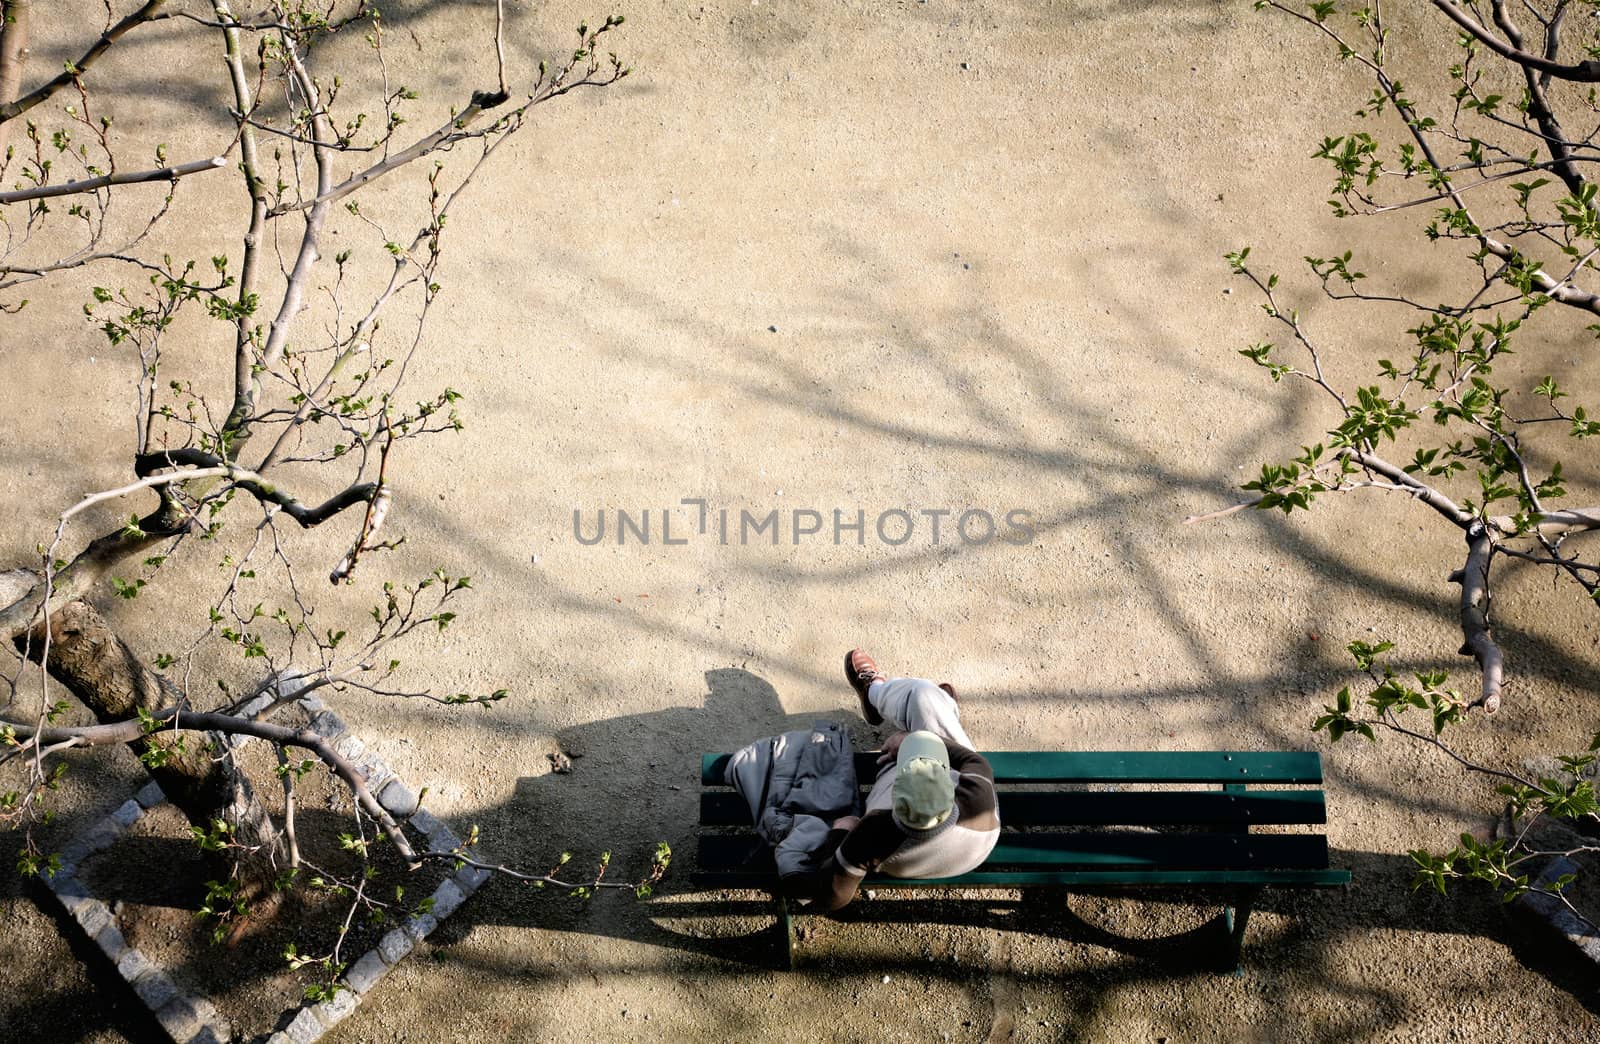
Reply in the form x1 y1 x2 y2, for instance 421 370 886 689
3 1 1600 1040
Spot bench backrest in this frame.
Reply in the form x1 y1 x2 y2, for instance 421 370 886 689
700 750 1328 827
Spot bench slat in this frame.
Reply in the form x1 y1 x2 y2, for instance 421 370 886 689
689 867 1352 889
698 789 1327 828
698 831 1330 873
700 751 1324 786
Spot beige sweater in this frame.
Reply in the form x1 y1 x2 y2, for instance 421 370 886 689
814 743 1000 911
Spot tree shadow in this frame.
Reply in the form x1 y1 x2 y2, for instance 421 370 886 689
381 663 1596 1037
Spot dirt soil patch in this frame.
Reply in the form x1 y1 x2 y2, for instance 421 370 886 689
75 735 449 1038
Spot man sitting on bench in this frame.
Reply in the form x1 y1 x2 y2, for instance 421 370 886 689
808 649 1002 912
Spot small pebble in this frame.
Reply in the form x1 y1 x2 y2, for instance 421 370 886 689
882 975 892 984
767 325 778 333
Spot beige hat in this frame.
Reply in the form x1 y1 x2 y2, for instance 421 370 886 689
893 730 956 830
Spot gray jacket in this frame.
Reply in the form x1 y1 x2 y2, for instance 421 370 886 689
724 721 860 879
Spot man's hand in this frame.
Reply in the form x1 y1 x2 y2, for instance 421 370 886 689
831 814 861 832
877 730 909 766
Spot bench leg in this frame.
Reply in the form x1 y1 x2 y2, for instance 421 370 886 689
775 894 795 970
1221 887 1262 976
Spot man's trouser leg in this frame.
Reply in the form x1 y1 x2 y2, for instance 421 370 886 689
868 676 975 750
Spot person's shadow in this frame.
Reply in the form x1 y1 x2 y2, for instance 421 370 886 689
439 667 874 962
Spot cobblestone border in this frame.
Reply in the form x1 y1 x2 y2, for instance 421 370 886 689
1511 856 1600 966
37 689 487 1043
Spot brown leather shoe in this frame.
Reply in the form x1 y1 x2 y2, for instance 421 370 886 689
845 649 885 725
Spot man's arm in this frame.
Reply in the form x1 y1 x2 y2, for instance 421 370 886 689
808 810 901 912
946 741 994 782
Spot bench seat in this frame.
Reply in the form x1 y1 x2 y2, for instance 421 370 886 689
692 749 1350 972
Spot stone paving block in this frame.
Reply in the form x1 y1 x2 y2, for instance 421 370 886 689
116 947 154 986
377 927 413 965
426 827 460 854
189 1023 232 1044
377 780 418 818
49 870 88 898
407 807 443 834
343 949 389 995
308 711 346 741
135 780 167 808
186 997 222 1027
454 862 491 894
73 898 112 938
274 668 324 712
58 834 97 866
266 1033 294 1044
93 920 129 964
333 733 366 763
284 1006 325 1044
131 968 179 1011
54 891 92 918
110 799 143 828
81 818 126 854
313 986 360 1026
155 996 204 1042
403 913 438 943
358 757 395 792
429 879 466 920
237 692 273 717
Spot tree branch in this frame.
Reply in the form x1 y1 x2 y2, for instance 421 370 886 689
263 89 509 219
223 27 335 452
5 706 420 864
1344 449 1476 526
1490 0 1587 196
134 449 379 527
0 155 224 205
1448 521 1504 713
1489 507 1600 537
0 1 32 147
0 0 167 125
211 0 266 438
1431 0 1600 82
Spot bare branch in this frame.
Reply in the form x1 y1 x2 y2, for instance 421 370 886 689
0 155 224 205
134 449 379 527
212 0 268 440
264 90 510 219
0 0 167 125
494 0 508 97
1182 498 1262 525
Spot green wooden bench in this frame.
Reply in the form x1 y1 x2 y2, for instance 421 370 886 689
692 750 1350 973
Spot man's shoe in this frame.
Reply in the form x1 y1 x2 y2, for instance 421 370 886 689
845 649 885 725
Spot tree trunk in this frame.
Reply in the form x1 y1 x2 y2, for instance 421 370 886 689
0 0 31 149
13 597 283 863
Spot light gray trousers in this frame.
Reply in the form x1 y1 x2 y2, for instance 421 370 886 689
868 676 975 751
